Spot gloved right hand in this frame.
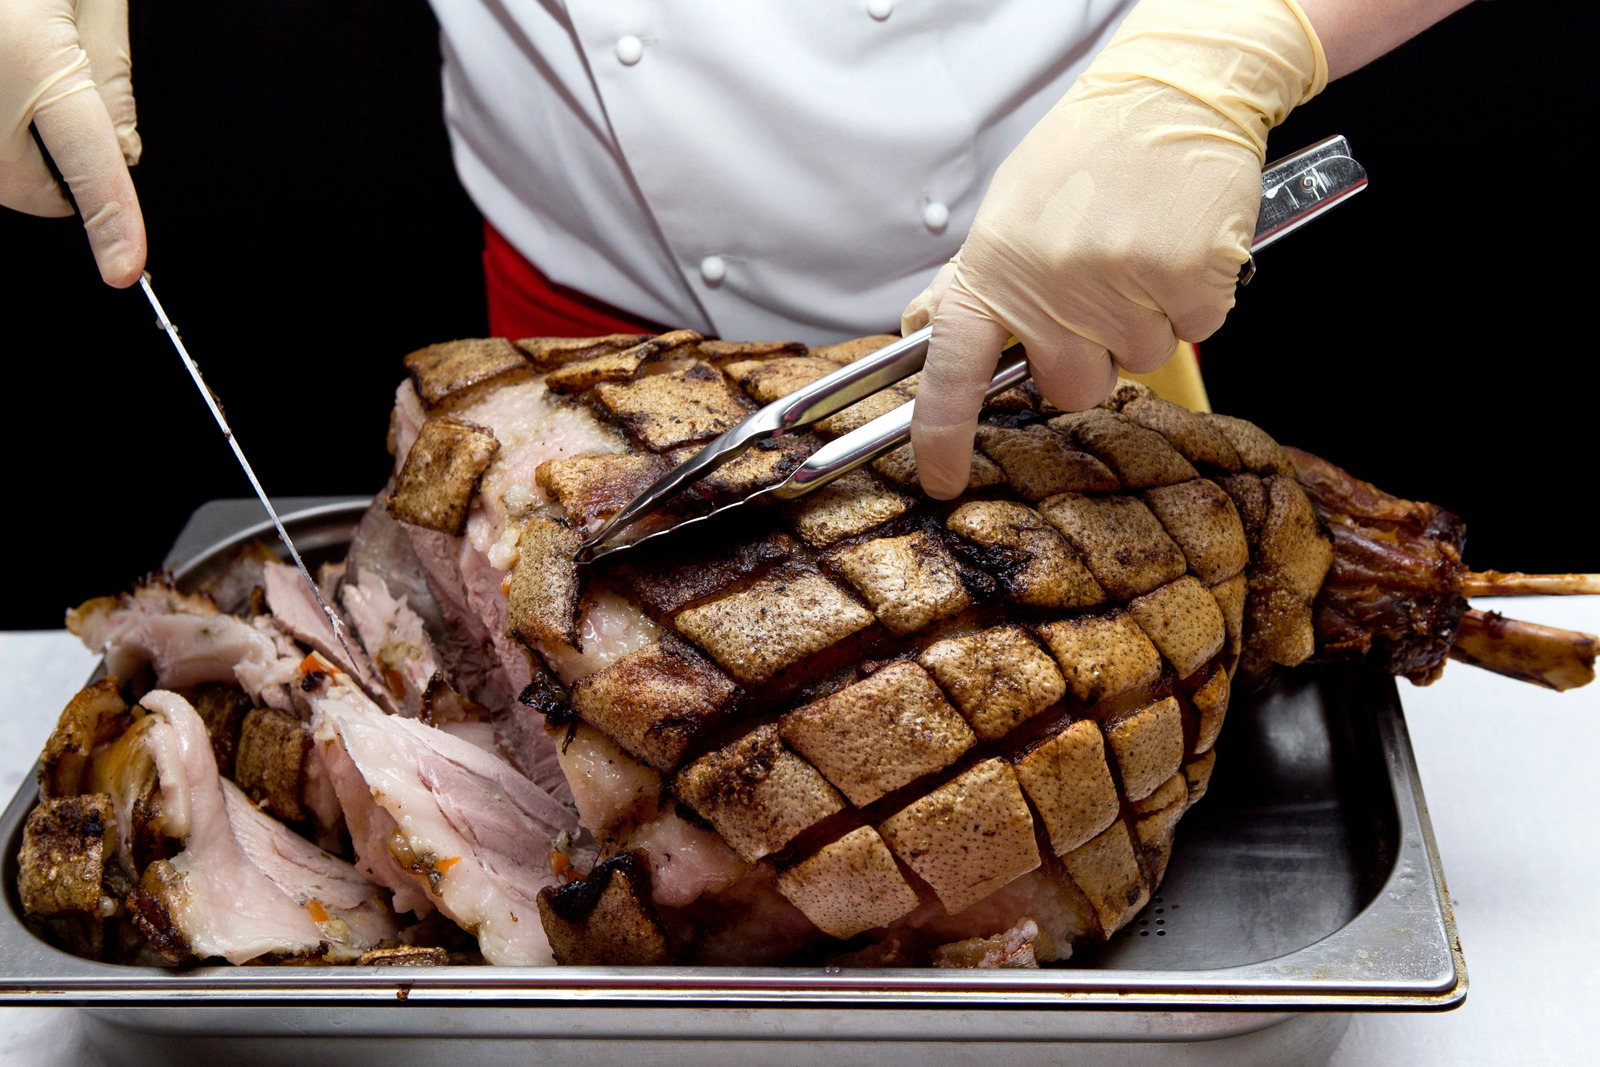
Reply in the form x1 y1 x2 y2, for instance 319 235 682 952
1 0 146 286
902 0 1326 499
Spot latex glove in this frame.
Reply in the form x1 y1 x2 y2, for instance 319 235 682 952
1 0 146 286
905 0 1327 499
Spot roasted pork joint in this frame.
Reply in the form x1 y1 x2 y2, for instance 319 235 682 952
25 330 1594 972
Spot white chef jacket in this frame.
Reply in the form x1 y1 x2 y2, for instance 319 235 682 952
430 1 1135 345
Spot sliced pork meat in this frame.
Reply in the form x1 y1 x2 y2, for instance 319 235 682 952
67 582 295 705
262 562 388 704
339 569 444 719
306 674 580 965
221 779 399 956
100 691 394 964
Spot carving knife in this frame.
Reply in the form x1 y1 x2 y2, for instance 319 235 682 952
137 274 360 667
27 123 358 665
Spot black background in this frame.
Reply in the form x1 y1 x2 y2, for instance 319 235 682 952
2 1 1594 629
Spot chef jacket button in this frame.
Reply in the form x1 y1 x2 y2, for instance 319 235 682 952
867 0 894 20
700 255 727 286
616 35 644 65
922 201 950 233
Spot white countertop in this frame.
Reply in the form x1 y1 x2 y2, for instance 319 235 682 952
2 597 1596 1064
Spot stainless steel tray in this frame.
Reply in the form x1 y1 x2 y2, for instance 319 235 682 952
0 500 1465 1064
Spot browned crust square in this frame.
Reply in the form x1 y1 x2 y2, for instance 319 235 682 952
1183 750 1217 806
1205 414 1295 476
918 626 1067 741
675 724 846 862
696 340 809 364
1142 478 1249 585
1049 409 1199 489
809 334 900 364
569 635 739 772
234 706 312 823
1036 612 1163 705
945 500 1105 610
780 661 975 806
873 443 1005 493
975 426 1120 501
403 338 530 410
40 678 128 800
536 452 670 528
545 330 704 394
1188 661 1230 755
670 437 815 506
1036 493 1187 600
1012 720 1120 856
610 529 797 616
506 516 585 651
536 852 672 965
513 334 652 371
725 356 842 404
1104 696 1184 802
878 758 1041 916
776 826 921 939
595 361 753 452
785 471 912 547
830 529 972 636
1127 576 1227 680
815 384 914 439
1119 397 1241 471
387 415 501 536
1059 821 1148 938
672 566 875 684
19 794 113 920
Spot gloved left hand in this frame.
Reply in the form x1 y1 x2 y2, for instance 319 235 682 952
1 0 146 286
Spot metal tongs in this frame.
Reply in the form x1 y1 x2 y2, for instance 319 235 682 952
577 135 1367 564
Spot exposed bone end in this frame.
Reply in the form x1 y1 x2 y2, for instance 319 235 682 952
536 850 673 965
1461 571 1600 597
39 678 129 800
19 794 115 921
1448 609 1598 691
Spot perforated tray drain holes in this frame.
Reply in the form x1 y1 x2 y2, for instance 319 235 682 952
1124 895 1175 938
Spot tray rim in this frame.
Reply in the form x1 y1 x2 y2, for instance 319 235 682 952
0 499 1466 1012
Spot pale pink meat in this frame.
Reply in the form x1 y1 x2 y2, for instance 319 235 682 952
221 779 400 958
263 563 388 704
68 585 290 697
308 676 580 965
114 691 391 964
626 811 748 909
339 570 441 718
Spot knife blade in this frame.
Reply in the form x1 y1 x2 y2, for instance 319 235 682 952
138 273 359 668
27 122 359 666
